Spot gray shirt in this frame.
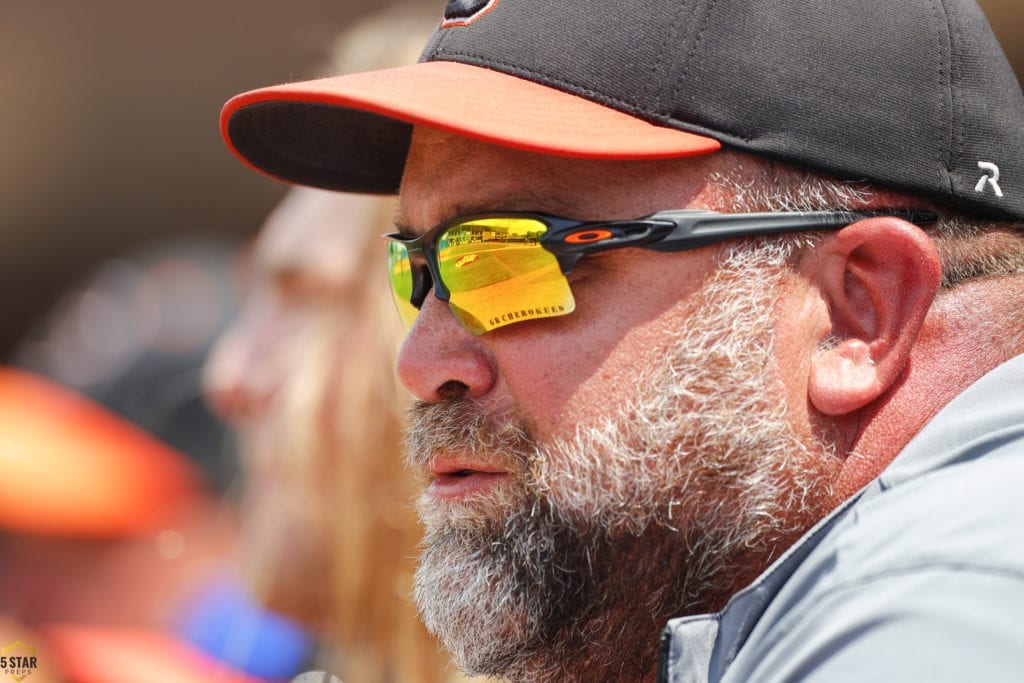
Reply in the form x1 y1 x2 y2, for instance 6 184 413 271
660 353 1024 682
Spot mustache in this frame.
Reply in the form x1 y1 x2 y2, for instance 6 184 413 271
403 398 537 473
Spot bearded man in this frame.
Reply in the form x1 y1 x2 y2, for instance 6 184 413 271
218 0 1024 680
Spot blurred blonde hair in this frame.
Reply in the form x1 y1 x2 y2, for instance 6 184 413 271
239 206 453 680
232 3 474 681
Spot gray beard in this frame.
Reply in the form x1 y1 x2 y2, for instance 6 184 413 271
405 249 835 681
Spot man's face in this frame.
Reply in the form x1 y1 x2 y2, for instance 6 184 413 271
397 129 837 680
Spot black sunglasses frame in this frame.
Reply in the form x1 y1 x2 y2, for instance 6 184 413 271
385 209 939 310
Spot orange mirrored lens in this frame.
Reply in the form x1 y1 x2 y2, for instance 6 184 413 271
437 218 575 334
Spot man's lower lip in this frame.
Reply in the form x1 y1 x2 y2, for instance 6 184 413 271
428 471 510 498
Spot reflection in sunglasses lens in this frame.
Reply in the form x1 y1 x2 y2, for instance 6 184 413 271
387 217 576 334
440 218 575 334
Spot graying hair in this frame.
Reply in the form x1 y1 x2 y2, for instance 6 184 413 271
707 152 1024 290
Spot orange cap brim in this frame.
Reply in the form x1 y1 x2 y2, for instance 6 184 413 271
221 61 721 194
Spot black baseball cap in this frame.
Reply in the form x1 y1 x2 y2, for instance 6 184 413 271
222 0 1024 221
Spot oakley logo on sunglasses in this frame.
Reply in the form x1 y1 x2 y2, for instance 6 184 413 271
565 229 614 244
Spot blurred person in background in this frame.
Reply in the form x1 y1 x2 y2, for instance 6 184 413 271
205 186 449 682
0 366 291 682
9 232 315 680
204 4 465 681
13 238 244 494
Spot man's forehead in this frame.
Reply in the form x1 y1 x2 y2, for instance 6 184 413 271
397 127 717 232
398 129 585 229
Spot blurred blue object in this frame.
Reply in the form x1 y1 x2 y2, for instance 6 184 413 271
177 576 315 681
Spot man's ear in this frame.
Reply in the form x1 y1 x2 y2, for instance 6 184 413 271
807 217 941 416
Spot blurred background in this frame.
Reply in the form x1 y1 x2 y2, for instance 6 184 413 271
0 0 416 360
0 2 445 680
0 0 1020 680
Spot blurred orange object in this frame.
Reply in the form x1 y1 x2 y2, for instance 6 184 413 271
0 367 202 537
42 624 264 683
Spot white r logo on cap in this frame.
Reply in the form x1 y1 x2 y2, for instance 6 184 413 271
975 161 1004 197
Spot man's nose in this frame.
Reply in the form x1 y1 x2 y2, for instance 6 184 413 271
395 293 497 402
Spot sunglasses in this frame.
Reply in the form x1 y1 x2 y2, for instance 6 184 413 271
385 208 938 335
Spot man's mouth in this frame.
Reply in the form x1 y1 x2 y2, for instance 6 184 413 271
428 458 510 498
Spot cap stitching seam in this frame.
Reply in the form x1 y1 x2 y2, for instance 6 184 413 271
929 0 957 193
433 18 455 53
671 0 719 108
939 0 966 181
650 1 691 111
